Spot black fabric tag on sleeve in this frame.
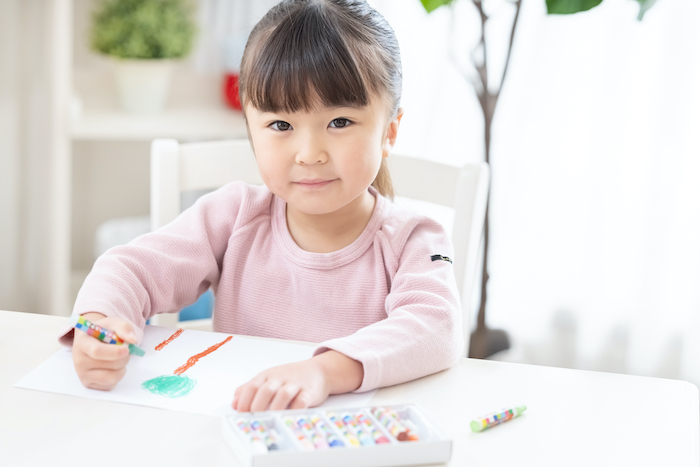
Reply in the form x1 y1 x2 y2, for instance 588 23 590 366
431 254 452 263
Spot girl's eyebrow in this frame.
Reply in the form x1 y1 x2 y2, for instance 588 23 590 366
325 104 366 111
257 106 366 117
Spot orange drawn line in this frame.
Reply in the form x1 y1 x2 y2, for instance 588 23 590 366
155 328 184 351
173 335 233 375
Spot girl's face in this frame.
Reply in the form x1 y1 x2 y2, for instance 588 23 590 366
245 97 401 218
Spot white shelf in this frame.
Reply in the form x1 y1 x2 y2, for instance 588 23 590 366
60 3 253 316
71 105 248 141
71 67 249 141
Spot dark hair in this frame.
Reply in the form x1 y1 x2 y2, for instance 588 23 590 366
240 0 402 198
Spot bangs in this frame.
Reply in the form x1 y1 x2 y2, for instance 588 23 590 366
243 5 372 113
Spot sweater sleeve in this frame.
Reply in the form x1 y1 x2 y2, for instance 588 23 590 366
57 182 250 347
313 217 464 393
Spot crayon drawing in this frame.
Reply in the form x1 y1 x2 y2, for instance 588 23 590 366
14 326 377 417
142 335 233 398
174 335 232 374
141 374 196 398
155 328 184 351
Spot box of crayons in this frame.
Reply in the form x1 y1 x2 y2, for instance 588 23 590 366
221 404 451 467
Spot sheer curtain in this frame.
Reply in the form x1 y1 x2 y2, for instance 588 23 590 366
189 0 280 73
0 0 70 315
372 0 700 385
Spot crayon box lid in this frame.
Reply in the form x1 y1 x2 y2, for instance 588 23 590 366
221 404 452 467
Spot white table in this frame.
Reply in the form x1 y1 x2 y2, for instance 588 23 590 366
1 310 698 466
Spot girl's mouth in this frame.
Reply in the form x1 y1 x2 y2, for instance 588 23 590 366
295 179 336 189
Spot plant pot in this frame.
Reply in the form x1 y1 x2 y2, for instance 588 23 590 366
112 58 177 114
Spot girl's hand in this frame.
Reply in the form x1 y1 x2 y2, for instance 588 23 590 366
232 350 364 412
72 312 138 391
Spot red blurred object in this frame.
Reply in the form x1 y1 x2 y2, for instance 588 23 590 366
223 72 242 110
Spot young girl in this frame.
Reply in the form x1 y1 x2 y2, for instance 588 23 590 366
60 0 463 412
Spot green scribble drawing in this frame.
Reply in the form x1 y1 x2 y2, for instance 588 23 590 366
142 374 196 398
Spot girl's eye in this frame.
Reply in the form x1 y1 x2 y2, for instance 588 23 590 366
270 121 292 131
329 118 351 128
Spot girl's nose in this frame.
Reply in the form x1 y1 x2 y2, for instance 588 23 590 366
294 135 328 165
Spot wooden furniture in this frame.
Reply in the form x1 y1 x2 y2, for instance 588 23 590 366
2 310 698 466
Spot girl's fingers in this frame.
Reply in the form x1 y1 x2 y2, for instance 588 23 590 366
289 389 312 410
72 336 130 390
234 360 330 411
232 384 243 409
234 379 264 412
78 367 127 391
248 379 282 412
105 319 138 344
71 316 136 391
74 352 128 371
78 335 130 361
268 383 302 411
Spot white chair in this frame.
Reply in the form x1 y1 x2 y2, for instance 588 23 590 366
149 139 260 330
149 138 490 353
388 156 489 351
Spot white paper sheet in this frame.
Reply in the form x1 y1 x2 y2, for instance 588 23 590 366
14 326 376 417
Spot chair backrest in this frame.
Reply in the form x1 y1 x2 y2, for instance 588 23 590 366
389 156 489 350
150 139 261 232
149 138 490 352
149 139 260 328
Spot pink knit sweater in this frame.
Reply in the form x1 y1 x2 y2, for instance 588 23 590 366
60 182 463 392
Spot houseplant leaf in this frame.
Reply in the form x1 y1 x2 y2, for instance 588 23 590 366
91 0 196 59
420 0 455 13
546 0 603 14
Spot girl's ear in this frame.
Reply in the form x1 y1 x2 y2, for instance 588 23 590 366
382 108 404 158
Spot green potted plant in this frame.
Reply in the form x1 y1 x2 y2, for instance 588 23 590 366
91 0 197 114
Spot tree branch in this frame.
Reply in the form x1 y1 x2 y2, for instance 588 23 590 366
473 0 489 98
499 0 522 95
